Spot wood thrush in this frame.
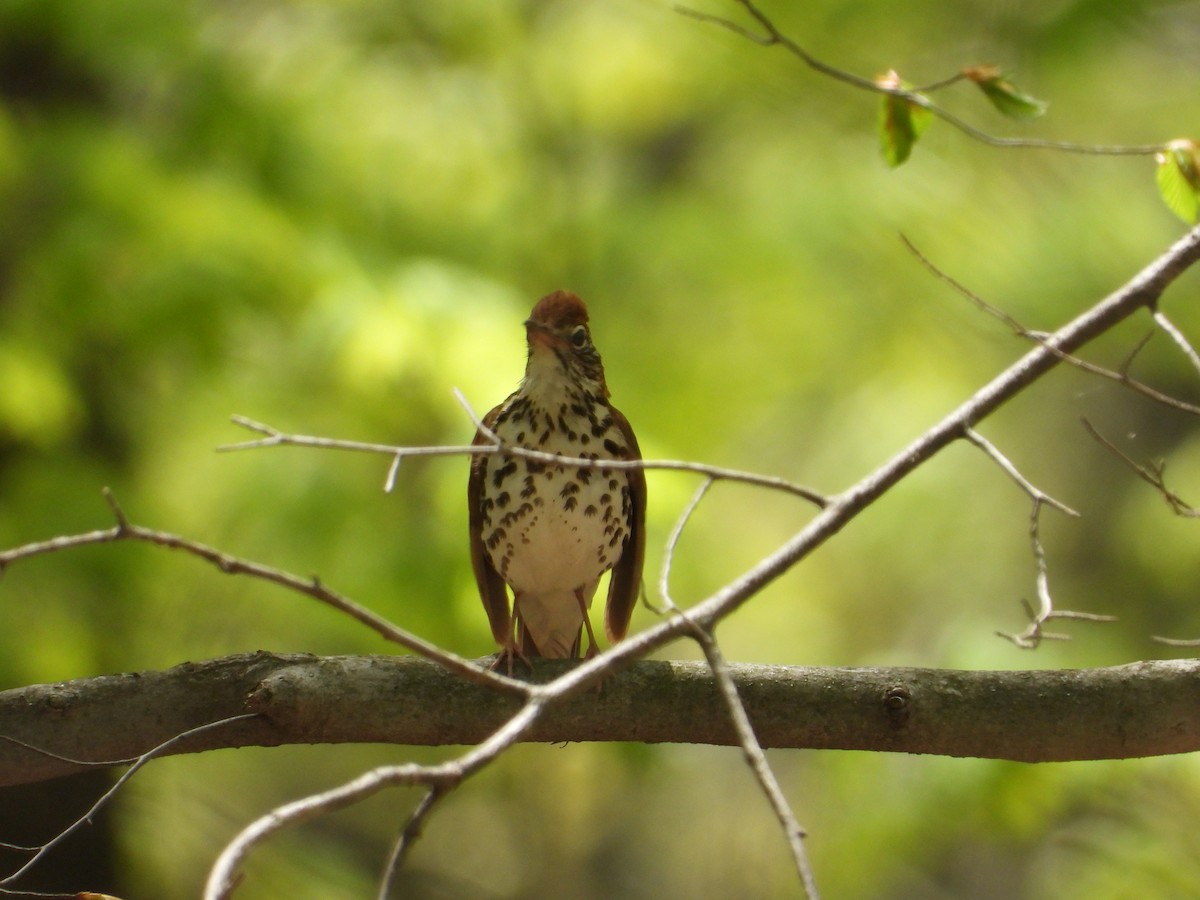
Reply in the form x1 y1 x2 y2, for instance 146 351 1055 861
468 290 646 668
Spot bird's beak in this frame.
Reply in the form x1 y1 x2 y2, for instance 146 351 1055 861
524 320 560 349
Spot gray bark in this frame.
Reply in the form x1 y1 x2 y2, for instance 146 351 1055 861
2 651 1197 787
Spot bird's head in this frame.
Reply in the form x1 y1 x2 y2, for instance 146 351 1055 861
523 290 609 398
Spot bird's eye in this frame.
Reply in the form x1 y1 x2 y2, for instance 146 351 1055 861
570 326 589 348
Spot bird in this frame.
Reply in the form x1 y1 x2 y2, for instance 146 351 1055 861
468 290 646 670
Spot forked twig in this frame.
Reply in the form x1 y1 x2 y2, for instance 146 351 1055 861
964 429 1116 648
965 428 1078 518
1081 418 1200 518
205 699 548 899
0 491 521 694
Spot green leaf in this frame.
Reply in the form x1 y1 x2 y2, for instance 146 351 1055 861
1156 139 1200 225
964 65 1048 121
876 71 931 168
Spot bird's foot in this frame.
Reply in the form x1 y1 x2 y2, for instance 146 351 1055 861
489 641 533 676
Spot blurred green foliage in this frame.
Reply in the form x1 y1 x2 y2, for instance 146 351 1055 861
2 0 1200 897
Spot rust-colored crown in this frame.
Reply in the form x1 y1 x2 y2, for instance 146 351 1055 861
527 290 589 330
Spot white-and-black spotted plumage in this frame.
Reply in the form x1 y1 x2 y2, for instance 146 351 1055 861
468 290 645 663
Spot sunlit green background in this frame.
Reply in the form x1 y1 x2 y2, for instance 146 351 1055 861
2 0 1200 897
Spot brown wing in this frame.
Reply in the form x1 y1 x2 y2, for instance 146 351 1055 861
604 404 646 644
468 405 512 647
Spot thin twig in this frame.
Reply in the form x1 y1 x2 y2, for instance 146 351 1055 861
1061 348 1200 418
1151 308 1200 377
680 0 1164 157
1082 418 1200 518
206 764 454 900
383 452 403 494
903 236 1200 419
222 411 830 509
451 387 497 442
964 429 1079 518
1151 635 1200 647
655 478 715 613
0 714 259 887
691 626 818 898
901 235 1029 336
656 562 817 900
652 483 816 896
0 733 139 768
1080 420 1200 647
378 787 446 900
205 698 547 899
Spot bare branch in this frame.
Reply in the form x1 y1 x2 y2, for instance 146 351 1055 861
648 479 817 894
1080 418 1200 647
0 493 521 694
996 582 1119 650
691 627 818 899
964 429 1113 648
656 478 715 612
1082 418 1200 517
1055 344 1200 418
379 787 446 900
652 490 818 896
383 452 403 494
901 234 1029 336
451 386 496 441
205 694 549 900
204 761 459 900
905 236 1200 418
1151 307 1200 377
219 414 484 460
1151 635 1200 648
0 714 258 887
965 428 1079 518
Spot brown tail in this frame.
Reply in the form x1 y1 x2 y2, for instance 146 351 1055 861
515 612 583 659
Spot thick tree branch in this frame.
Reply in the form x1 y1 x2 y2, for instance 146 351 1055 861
3 653 1199 789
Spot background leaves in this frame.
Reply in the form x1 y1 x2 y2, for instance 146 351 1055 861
1157 139 1200 224
964 65 1049 121
1 0 1200 897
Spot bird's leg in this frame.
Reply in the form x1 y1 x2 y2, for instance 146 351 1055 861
489 604 533 675
574 587 601 659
